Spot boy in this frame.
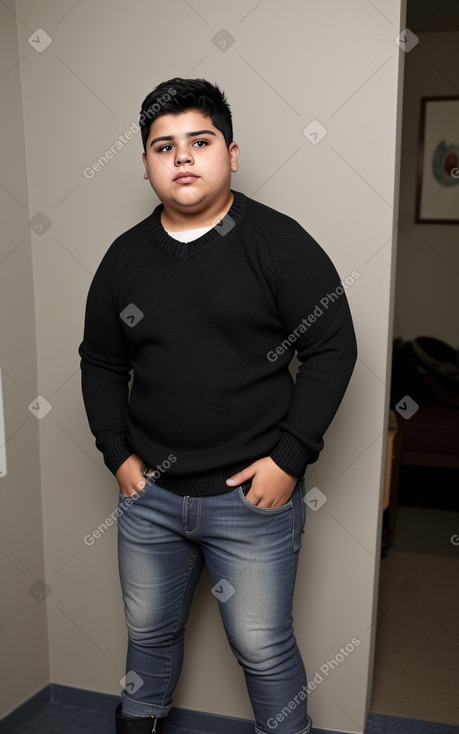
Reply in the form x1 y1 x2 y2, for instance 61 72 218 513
79 78 357 734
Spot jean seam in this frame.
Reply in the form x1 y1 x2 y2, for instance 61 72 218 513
291 486 296 549
183 496 202 536
161 544 201 706
292 482 305 552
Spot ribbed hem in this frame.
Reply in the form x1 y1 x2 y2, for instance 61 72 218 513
154 459 250 496
270 432 315 478
97 433 134 475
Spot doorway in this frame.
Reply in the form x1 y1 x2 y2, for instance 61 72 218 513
370 1 459 727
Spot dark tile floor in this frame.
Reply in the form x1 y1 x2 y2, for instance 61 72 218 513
9 702 113 734
7 705 459 734
2 698 254 734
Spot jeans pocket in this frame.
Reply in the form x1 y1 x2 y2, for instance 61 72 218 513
292 478 306 551
238 484 293 514
119 476 153 503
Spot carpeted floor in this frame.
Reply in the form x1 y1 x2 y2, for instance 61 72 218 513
371 506 459 726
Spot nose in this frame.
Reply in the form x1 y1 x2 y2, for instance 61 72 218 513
174 144 193 166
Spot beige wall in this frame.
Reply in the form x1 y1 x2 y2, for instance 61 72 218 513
0 4 49 714
394 30 459 346
1 1 406 731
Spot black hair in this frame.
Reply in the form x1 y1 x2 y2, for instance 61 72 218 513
139 77 233 151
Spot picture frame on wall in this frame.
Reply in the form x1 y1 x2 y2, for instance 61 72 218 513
415 95 459 224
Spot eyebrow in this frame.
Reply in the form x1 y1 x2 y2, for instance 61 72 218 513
149 130 217 147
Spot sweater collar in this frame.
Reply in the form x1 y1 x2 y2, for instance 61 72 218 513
149 190 247 259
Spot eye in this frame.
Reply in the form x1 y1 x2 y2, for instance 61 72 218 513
192 140 208 148
157 144 173 153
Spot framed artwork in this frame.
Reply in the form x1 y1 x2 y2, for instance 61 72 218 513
415 96 459 224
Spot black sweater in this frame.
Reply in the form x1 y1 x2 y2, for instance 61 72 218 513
79 191 357 495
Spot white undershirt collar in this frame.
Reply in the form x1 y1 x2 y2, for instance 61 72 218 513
166 225 213 243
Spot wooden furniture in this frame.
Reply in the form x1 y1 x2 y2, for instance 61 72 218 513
384 411 403 547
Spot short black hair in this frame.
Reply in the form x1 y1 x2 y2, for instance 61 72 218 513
139 78 233 151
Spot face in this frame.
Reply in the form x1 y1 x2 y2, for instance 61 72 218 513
142 109 239 225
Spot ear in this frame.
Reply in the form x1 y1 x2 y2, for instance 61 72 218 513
229 141 239 172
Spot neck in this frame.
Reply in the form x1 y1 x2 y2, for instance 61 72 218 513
161 191 234 232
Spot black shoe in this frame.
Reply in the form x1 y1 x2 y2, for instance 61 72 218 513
115 703 165 733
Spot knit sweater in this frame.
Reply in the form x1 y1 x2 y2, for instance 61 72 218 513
79 191 357 495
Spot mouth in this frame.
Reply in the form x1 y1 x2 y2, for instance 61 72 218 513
173 172 200 183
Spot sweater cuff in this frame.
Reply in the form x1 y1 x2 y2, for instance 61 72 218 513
270 432 318 478
96 433 134 475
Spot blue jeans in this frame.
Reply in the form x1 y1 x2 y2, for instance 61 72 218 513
117 477 312 734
